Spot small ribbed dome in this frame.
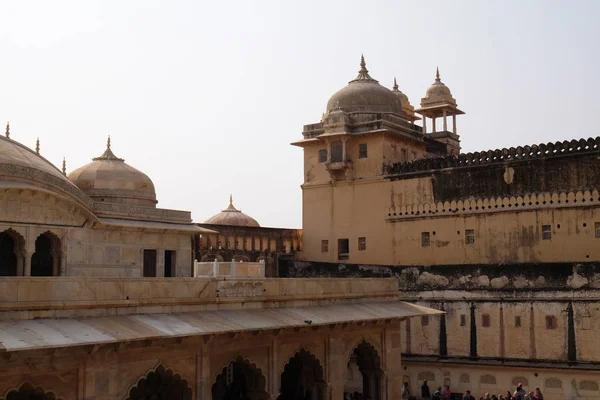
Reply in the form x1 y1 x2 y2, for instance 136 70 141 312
68 137 157 207
326 55 403 115
204 196 260 227
421 68 457 108
392 77 416 119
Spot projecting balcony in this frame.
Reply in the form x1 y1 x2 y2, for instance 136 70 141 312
325 159 352 171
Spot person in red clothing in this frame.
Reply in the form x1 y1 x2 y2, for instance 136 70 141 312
533 387 544 399
442 385 451 400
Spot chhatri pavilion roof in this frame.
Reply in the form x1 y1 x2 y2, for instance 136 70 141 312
204 195 260 227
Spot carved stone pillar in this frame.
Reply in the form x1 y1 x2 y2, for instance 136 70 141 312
16 254 24 276
24 253 32 276
52 251 60 276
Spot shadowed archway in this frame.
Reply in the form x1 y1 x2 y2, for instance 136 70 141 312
126 365 192 400
278 349 325 400
0 229 24 276
5 382 60 400
212 356 268 400
31 232 61 276
344 340 383 400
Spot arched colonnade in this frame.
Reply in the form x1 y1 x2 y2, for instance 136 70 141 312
0 229 63 276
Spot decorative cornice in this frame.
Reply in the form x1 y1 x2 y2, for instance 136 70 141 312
93 202 191 223
385 137 600 177
387 189 600 221
0 163 94 208
85 188 157 202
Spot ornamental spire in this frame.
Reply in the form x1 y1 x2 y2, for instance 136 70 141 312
350 54 378 83
435 67 441 82
93 135 124 161
393 77 399 91
5 122 9 138
62 157 67 176
35 138 40 154
229 194 233 206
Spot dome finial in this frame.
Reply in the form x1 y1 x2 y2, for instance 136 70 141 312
93 135 124 161
62 157 67 176
393 77 399 91
435 67 441 82
107 135 111 150
229 194 233 206
35 138 40 154
351 54 377 83
5 122 9 138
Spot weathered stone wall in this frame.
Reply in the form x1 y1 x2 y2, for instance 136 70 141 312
281 260 600 399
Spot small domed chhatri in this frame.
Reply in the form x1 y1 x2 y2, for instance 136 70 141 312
68 136 157 207
421 67 458 108
325 55 404 115
392 77 418 122
204 195 260 227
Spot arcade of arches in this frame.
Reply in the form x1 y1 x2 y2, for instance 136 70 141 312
0 230 61 277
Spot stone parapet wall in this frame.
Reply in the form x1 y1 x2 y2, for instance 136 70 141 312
0 277 400 320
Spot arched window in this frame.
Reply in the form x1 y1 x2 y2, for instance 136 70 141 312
126 365 192 400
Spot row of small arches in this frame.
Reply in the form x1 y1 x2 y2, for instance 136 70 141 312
416 372 599 391
387 137 600 175
388 190 600 217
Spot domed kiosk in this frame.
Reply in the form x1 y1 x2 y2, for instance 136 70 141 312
325 55 404 116
204 196 260 227
68 137 157 207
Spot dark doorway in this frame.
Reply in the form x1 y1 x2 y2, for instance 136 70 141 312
143 249 157 277
31 233 58 276
279 349 325 400
165 250 176 277
126 365 192 400
212 356 268 400
343 341 383 400
0 231 19 276
6 382 57 400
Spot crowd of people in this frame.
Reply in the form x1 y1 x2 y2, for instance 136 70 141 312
401 380 545 400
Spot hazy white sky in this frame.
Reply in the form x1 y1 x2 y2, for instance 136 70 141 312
1 1 599 228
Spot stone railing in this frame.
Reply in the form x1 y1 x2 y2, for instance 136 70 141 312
193 259 265 278
94 202 192 222
387 189 600 220
385 137 600 176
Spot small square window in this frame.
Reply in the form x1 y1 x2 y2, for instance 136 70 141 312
338 238 349 260
482 314 490 327
359 143 368 159
514 316 521 328
460 314 466 326
421 315 429 326
421 232 430 247
358 237 366 251
542 225 552 240
595 222 600 238
465 229 475 245
546 315 557 329
321 240 329 253
318 149 327 163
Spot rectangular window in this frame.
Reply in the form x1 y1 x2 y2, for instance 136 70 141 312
318 149 327 163
321 240 329 253
164 250 176 277
331 141 343 162
514 316 521 328
546 315 557 329
421 232 430 247
595 222 600 238
143 249 157 277
421 315 429 326
359 143 368 159
482 314 490 327
465 229 475 245
338 238 349 260
358 237 366 251
460 314 466 327
542 225 552 240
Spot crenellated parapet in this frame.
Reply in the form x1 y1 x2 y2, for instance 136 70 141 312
385 137 600 177
387 189 600 220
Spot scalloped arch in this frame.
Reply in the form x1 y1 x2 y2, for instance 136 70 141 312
4 380 63 400
211 353 268 386
124 363 192 400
